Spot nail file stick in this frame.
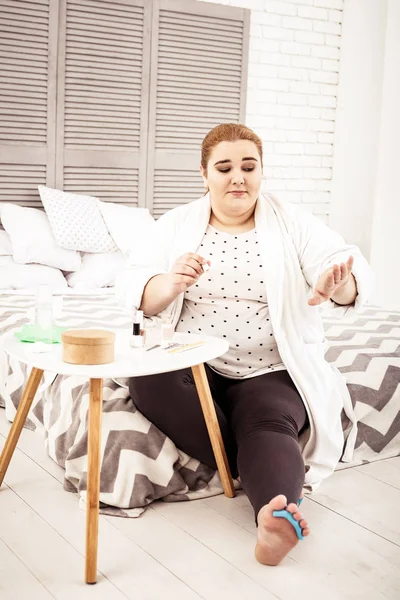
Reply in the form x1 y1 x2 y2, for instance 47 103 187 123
145 342 179 352
167 341 205 354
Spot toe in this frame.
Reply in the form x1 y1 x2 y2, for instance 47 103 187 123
268 494 288 512
299 519 308 528
292 511 303 521
286 502 298 514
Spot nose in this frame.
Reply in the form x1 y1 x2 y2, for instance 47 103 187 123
231 171 244 185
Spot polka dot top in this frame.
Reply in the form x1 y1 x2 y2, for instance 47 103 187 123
175 224 286 379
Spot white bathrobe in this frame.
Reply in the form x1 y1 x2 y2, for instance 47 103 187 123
116 192 373 490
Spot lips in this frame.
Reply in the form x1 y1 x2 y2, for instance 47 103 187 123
229 191 246 195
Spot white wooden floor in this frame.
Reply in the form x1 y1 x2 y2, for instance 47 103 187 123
0 409 399 600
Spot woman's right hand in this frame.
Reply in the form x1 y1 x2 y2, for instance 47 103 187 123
166 253 210 295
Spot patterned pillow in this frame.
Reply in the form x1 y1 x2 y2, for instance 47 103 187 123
38 185 117 253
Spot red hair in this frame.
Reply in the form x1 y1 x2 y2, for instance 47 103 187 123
201 123 263 172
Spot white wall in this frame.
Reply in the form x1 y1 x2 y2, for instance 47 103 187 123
329 0 387 260
369 0 400 309
330 0 400 309
200 0 345 224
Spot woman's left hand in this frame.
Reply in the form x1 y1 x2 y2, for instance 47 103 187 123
308 256 354 306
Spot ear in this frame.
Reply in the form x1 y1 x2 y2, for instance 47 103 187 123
200 164 208 188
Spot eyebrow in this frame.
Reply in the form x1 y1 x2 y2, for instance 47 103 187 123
214 157 258 166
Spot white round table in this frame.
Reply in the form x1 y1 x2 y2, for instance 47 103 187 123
0 330 233 584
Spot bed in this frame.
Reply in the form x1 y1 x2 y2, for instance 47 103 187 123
1 291 399 518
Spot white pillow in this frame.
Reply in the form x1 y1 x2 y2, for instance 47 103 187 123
0 230 12 255
66 251 127 289
98 201 155 258
0 262 68 291
1 203 81 272
39 185 117 253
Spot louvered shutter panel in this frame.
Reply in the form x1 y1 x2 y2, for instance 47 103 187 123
0 0 57 207
146 0 249 217
55 0 150 206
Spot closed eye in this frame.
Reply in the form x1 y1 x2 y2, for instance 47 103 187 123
218 167 255 173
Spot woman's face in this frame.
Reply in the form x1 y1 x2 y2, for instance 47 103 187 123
201 140 262 218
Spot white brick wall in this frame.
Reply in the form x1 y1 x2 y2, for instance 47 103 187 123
199 0 344 223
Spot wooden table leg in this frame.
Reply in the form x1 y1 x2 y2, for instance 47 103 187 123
85 378 103 584
0 367 43 486
191 363 235 498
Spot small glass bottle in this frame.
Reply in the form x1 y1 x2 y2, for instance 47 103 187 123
161 322 174 341
130 309 144 348
35 284 53 343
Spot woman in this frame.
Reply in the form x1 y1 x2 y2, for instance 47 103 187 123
119 124 373 566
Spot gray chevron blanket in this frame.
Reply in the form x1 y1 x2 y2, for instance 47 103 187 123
0 293 399 517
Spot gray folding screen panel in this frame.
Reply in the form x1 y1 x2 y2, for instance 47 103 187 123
0 0 249 215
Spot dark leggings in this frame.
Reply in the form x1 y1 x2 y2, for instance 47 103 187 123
129 365 309 521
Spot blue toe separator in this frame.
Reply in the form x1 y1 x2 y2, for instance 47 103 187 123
272 499 305 541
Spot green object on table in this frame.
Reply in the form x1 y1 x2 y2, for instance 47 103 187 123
14 324 67 344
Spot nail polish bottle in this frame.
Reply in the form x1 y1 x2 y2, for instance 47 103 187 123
161 322 174 341
130 309 144 348
138 310 147 342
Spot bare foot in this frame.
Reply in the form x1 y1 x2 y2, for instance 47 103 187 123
255 494 310 566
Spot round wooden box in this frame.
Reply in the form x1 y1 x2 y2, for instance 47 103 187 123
62 329 115 365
